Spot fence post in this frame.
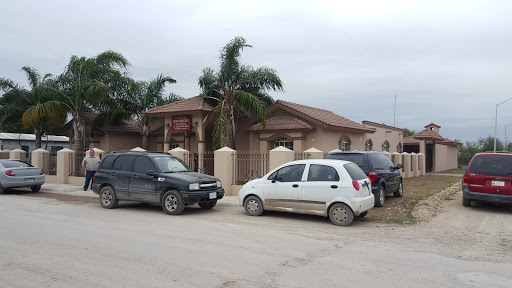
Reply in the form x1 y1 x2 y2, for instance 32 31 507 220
31 148 49 171
418 153 425 175
56 148 74 184
0 150 10 159
402 152 411 179
382 151 391 160
169 147 188 162
411 152 419 177
391 152 403 177
9 149 25 160
92 148 106 159
304 147 324 159
269 146 294 171
214 147 236 196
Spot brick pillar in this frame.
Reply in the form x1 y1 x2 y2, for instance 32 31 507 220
402 152 411 179
214 147 236 196
31 148 49 172
9 149 25 160
56 148 74 184
269 146 294 171
411 152 419 177
418 153 425 175
304 147 323 159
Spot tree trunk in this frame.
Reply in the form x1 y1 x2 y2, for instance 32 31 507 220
72 112 84 153
228 105 236 149
140 119 149 150
34 128 43 149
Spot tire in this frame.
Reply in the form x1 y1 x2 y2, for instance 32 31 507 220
357 211 368 218
462 196 472 207
374 185 385 207
31 185 41 192
393 181 403 197
329 203 354 226
162 190 185 215
100 186 118 209
244 196 264 216
198 200 217 209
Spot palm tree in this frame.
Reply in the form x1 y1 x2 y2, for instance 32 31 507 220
127 75 180 149
198 37 284 149
0 67 66 148
56 50 130 153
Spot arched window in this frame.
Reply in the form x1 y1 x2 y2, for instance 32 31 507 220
365 139 373 151
339 136 351 151
397 142 402 153
274 137 293 150
382 141 390 152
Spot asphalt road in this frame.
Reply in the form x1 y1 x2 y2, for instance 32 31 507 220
0 184 511 288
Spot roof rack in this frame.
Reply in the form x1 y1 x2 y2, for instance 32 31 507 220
110 150 171 155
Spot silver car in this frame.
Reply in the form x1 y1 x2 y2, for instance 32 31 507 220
0 159 45 193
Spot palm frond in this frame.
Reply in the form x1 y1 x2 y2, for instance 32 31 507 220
21 66 40 89
95 50 131 69
232 90 267 124
212 102 228 150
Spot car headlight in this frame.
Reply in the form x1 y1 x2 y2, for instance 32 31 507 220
189 183 200 190
216 180 222 188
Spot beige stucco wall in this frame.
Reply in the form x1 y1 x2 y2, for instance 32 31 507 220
434 144 458 172
362 125 403 152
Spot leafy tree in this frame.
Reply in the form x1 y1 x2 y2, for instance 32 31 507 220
126 74 180 149
56 51 130 152
458 136 506 166
0 67 66 148
477 136 504 152
403 128 416 137
198 36 284 149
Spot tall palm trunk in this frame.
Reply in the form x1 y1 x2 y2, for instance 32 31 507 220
34 127 43 149
227 105 236 149
72 112 84 153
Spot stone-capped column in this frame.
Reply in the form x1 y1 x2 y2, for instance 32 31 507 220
56 148 74 184
269 146 294 171
418 153 426 175
31 148 49 172
304 147 323 159
402 152 411 179
411 152 419 177
214 147 236 196
169 147 188 162
9 149 25 160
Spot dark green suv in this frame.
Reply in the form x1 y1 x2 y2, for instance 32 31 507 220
92 151 224 214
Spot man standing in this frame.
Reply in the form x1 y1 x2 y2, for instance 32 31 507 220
82 149 101 191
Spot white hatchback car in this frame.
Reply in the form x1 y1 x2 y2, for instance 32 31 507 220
238 159 374 226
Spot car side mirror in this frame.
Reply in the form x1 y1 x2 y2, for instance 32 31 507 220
146 170 158 177
395 164 403 169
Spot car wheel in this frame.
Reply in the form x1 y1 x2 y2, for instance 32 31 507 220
329 203 354 226
31 185 41 192
357 211 368 218
393 181 403 197
462 196 472 207
374 186 385 207
198 200 217 209
100 186 118 209
162 190 185 215
244 196 264 216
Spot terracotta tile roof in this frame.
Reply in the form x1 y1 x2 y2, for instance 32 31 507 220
248 113 314 131
362 120 403 132
274 100 376 133
425 123 441 128
103 120 140 133
438 138 462 146
146 96 214 114
413 129 445 141
403 136 420 145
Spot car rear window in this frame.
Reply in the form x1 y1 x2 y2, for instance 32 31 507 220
469 155 512 176
0 160 32 168
99 155 115 170
326 153 368 170
344 163 368 180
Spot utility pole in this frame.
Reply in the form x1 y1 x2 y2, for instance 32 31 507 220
494 98 512 152
394 95 396 127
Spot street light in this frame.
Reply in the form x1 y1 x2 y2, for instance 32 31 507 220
494 97 512 153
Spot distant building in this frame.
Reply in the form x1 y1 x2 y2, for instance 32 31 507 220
0 133 70 152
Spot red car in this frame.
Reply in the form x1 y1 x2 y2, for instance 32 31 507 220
462 152 512 206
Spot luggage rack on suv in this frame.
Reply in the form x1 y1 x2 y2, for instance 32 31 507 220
110 150 172 155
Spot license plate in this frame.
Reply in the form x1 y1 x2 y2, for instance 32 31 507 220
25 178 34 183
209 192 216 199
492 180 505 187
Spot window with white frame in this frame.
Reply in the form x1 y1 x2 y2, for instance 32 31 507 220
365 139 373 151
339 136 351 151
382 141 390 152
274 137 293 150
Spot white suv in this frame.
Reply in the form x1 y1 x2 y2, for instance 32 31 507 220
238 159 374 226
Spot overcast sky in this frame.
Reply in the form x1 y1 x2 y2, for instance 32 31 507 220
1 0 511 143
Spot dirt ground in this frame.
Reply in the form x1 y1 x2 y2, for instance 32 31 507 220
1 183 511 287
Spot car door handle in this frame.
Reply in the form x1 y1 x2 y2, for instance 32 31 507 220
131 175 138 179
292 184 299 188
331 185 338 189
110 172 116 176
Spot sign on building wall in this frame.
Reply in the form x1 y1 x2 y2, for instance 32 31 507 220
171 115 192 131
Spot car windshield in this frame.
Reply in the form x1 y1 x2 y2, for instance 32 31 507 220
0 160 33 168
152 156 192 173
326 153 368 169
469 155 512 176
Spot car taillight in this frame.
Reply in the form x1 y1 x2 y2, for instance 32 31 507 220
463 175 468 186
368 171 377 183
352 180 360 191
40 169 45 175
5 170 15 176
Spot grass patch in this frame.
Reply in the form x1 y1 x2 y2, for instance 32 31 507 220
438 168 466 174
365 175 460 224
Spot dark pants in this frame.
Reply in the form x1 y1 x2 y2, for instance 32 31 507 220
84 171 96 190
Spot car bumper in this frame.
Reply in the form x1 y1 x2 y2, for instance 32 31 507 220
463 186 512 204
1 175 45 189
181 188 225 204
351 194 375 216
92 183 100 194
